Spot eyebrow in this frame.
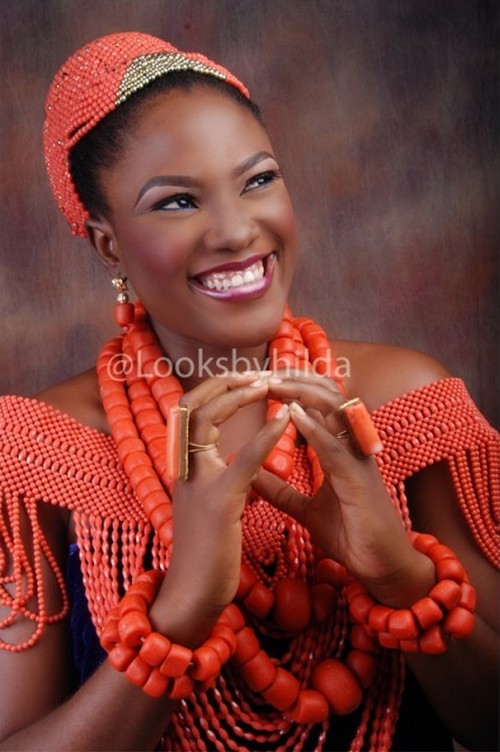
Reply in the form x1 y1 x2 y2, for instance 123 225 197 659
134 150 276 208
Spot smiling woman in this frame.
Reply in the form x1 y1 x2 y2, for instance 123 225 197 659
0 29 498 752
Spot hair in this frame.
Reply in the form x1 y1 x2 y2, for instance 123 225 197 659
69 71 263 221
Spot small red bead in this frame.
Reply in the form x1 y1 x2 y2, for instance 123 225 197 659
220 604 246 633
261 667 301 711
349 624 380 654
345 650 377 689
190 645 221 681
287 689 329 724
429 579 462 610
273 578 311 633
435 558 466 583
377 631 400 649
419 625 447 654
349 593 376 624
159 643 192 677
315 558 349 587
443 607 475 639
368 604 392 632
387 609 419 639
243 582 274 619
237 562 257 599
142 668 170 698
126 655 152 686
239 650 276 692
108 643 136 672
118 611 151 648
232 626 260 668
459 582 476 611
312 659 362 715
139 632 171 667
411 596 443 629
169 674 194 700
311 583 337 623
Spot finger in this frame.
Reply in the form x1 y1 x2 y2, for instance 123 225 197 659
179 371 266 411
219 405 292 497
289 401 360 481
267 377 344 429
251 468 308 525
271 369 341 393
186 379 270 446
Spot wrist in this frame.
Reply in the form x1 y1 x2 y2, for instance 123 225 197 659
345 531 476 654
361 547 436 609
149 583 222 649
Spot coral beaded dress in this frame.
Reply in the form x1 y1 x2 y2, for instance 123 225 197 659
0 312 498 751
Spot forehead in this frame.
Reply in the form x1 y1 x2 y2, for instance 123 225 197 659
118 87 271 169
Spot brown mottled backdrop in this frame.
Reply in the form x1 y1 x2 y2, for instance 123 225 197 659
0 0 498 426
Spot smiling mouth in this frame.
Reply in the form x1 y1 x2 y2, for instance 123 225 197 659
190 252 276 299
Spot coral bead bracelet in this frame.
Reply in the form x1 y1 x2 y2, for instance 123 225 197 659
101 532 475 721
345 531 476 653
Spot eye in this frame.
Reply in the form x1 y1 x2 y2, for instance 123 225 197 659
152 193 197 211
243 169 283 193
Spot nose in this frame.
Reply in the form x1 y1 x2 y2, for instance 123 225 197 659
202 197 260 253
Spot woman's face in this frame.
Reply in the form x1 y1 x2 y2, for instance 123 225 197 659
99 86 297 358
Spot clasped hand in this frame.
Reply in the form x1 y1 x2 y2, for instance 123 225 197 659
163 371 429 623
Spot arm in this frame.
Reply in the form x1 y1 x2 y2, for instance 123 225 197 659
0 375 291 751
0 502 180 751
257 350 499 751
405 461 499 751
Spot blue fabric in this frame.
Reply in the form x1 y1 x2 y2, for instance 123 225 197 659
66 543 106 684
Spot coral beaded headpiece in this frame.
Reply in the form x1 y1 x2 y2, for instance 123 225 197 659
43 31 249 238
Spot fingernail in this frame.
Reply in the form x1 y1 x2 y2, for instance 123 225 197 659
290 401 306 416
232 370 258 378
258 370 273 377
274 403 289 419
249 379 267 388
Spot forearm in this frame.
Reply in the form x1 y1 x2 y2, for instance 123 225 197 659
0 660 177 751
0 583 218 752
406 615 499 751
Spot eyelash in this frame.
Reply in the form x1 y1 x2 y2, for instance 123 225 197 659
150 169 283 212
152 194 197 212
243 169 283 193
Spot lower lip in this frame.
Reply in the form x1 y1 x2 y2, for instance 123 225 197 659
189 254 276 302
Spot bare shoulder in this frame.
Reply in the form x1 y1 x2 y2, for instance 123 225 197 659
331 339 451 412
35 367 109 435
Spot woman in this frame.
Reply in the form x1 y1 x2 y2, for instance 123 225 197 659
0 31 498 751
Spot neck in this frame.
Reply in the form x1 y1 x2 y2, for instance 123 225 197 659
151 319 269 391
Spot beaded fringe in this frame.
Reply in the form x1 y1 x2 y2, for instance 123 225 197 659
0 378 498 751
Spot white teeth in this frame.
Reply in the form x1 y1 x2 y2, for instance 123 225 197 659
198 258 266 290
231 274 244 287
243 270 255 283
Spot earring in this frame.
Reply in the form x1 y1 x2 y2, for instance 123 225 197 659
111 276 135 329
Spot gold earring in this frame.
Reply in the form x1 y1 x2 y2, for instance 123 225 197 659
111 276 135 329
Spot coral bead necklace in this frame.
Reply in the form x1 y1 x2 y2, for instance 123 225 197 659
97 302 378 723
97 302 345 552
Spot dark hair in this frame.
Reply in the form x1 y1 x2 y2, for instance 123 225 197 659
69 71 263 221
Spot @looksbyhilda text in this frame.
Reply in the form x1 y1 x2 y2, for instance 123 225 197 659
105 349 351 382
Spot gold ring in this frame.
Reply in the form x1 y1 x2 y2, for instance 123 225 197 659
335 429 349 440
188 442 219 453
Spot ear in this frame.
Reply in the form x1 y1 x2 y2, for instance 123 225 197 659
85 217 121 270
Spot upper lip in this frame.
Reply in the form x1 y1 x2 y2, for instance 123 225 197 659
192 253 272 278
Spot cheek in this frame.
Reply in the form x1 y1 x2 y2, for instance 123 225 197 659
269 191 297 242
118 222 188 284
